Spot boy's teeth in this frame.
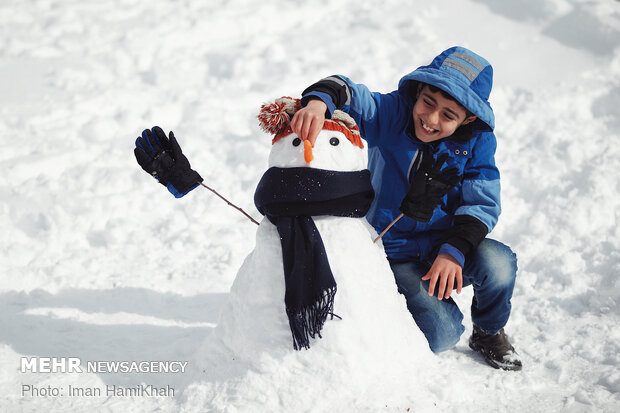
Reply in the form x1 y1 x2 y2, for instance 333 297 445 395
422 121 435 133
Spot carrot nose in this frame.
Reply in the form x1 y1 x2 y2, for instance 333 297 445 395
304 139 314 163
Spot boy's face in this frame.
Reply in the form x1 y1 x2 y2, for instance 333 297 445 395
412 85 476 143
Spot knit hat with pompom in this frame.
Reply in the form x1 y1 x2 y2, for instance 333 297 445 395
257 96 364 149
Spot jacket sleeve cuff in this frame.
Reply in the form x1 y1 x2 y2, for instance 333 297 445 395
442 214 488 259
301 92 335 118
167 182 200 198
438 243 465 268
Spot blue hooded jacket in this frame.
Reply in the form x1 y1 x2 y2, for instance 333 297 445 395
302 47 501 265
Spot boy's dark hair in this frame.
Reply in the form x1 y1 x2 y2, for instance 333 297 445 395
417 82 474 118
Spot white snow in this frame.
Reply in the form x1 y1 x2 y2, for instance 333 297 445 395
1 0 619 412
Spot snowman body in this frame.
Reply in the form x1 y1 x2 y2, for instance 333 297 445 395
187 129 435 411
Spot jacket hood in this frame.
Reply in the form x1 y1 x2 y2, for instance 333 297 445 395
398 46 495 131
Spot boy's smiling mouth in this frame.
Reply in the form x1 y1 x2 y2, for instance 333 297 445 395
420 119 438 134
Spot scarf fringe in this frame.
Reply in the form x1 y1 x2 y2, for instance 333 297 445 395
286 286 337 351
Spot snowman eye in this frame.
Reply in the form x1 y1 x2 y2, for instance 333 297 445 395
329 137 340 146
292 138 302 147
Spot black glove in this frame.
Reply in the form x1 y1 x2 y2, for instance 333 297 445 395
400 149 462 222
134 126 203 198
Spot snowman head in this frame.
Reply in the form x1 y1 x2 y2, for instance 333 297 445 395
258 97 367 172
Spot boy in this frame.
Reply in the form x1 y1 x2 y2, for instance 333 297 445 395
290 46 521 371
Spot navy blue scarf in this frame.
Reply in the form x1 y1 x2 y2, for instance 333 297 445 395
254 167 374 350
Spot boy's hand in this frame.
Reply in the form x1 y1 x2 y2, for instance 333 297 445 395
422 254 463 300
290 99 327 146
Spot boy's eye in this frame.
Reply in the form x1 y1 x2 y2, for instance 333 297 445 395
423 99 432 106
444 113 454 121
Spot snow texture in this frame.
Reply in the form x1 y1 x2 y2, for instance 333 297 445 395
1 0 619 412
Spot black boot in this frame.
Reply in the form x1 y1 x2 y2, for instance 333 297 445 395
469 325 522 371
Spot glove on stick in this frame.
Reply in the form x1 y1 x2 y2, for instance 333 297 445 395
134 126 203 198
400 149 462 222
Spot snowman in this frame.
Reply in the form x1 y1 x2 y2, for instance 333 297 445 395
185 97 435 411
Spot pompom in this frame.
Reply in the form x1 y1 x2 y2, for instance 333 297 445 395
257 97 301 136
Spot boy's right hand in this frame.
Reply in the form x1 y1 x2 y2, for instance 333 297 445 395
290 99 327 146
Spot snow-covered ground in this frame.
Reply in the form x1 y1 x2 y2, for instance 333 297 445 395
1 0 619 411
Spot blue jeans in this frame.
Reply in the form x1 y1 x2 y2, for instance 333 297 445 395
389 239 518 353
